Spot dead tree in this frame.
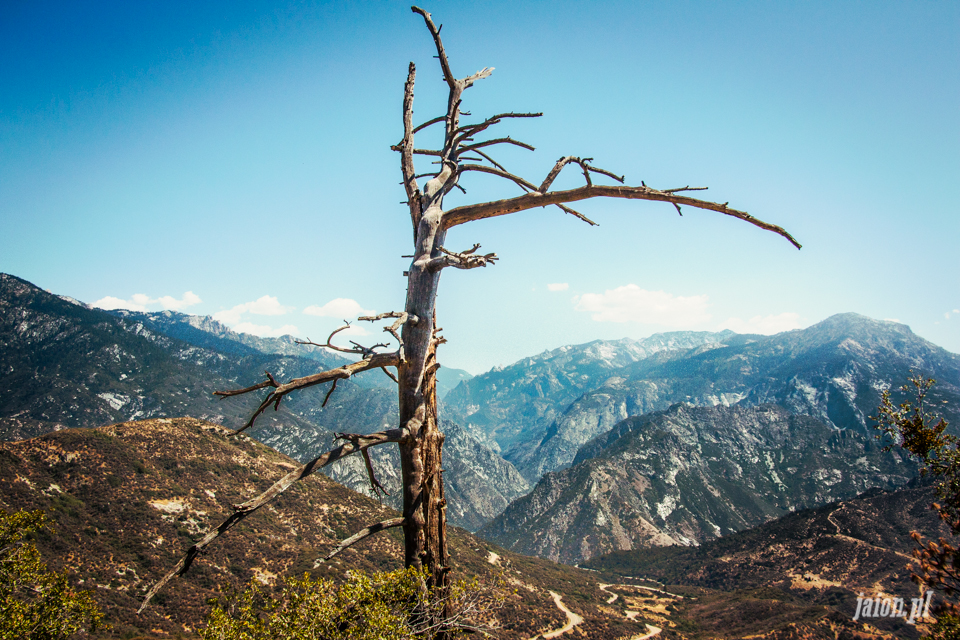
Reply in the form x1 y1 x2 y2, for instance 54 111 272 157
140 4 800 623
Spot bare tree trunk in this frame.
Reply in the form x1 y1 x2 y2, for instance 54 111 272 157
399 202 451 599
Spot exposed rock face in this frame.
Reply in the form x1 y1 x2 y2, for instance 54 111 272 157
0 273 524 530
480 403 915 564
444 332 731 460
448 314 960 483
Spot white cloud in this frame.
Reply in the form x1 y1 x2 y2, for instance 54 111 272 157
718 312 803 335
93 296 148 312
303 298 375 320
574 284 710 326
547 283 569 292
93 291 201 313
158 291 202 311
213 295 292 325
232 322 300 338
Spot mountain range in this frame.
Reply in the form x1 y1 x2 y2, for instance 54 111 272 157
480 402 915 564
0 273 526 530
5 270 960 563
446 314 960 484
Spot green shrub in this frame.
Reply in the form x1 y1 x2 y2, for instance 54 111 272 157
202 567 501 640
0 509 105 640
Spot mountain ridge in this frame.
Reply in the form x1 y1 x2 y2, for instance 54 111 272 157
0 273 524 530
480 402 915 564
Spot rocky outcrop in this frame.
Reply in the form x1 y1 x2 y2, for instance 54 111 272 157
480 403 915 564
444 332 732 459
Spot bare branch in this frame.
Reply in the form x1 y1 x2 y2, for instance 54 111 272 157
582 160 626 184
413 115 446 135
459 136 535 154
411 7 455 89
458 164 538 192
455 112 543 144
471 149 507 173
138 428 405 612
538 156 625 193
538 156 578 193
361 448 390 499
359 311 414 363
212 377 273 399
381 366 399 384
321 378 338 408
664 185 708 193
426 244 498 272
320 517 406 562
442 183 802 249
463 66 493 87
214 352 400 435
400 62 422 233
554 203 597 226
298 320 393 358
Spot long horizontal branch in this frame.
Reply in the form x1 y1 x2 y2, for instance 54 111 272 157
443 184 801 249
459 137 535 154
454 112 543 144
138 428 405 613
215 351 400 435
321 517 407 562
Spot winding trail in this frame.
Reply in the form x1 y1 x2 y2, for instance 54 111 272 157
538 591 584 639
628 624 662 640
599 583 618 604
826 504 915 562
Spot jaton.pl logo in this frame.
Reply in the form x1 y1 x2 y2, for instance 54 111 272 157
853 590 933 625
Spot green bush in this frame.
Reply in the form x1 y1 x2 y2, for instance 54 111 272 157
0 509 104 640
202 567 501 640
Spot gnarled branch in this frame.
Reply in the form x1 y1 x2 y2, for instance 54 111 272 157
411 6 455 90
443 183 802 249
554 203 597 226
426 244 498 272
138 427 405 612
400 62 422 233
359 311 415 363
454 112 542 146
320 517 407 562
459 136 535 154
538 156 625 193
360 448 389 499
214 351 400 435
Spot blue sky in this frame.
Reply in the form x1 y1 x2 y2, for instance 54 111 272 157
1 1 958 374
